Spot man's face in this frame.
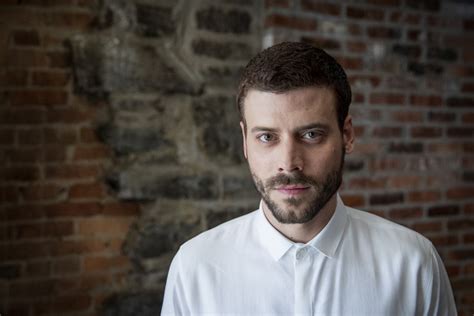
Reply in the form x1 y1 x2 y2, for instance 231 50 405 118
240 86 354 224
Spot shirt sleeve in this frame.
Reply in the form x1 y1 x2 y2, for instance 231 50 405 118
423 243 457 316
161 249 190 316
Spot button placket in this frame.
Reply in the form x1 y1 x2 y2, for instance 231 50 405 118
294 246 312 315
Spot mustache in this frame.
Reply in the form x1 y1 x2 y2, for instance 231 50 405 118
265 172 318 189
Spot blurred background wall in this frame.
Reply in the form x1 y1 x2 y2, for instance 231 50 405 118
0 0 473 315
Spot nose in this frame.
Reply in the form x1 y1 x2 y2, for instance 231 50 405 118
277 138 303 173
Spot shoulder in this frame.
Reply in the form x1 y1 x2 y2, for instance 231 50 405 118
178 210 258 260
346 206 434 257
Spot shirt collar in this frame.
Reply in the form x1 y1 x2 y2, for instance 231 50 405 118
256 194 348 261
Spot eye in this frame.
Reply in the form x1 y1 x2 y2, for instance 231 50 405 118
302 130 318 139
257 133 275 143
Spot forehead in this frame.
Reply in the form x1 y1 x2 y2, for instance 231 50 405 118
242 86 338 128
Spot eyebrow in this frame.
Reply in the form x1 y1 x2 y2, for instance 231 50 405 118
250 123 330 134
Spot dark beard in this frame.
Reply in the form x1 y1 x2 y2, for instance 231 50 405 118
251 150 344 224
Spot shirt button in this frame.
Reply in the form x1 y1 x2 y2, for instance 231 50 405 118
296 247 308 260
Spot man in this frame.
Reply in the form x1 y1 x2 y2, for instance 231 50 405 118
162 42 457 315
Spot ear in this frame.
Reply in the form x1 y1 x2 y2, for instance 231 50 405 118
342 115 355 154
240 121 248 159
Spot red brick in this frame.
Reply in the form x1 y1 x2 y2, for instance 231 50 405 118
0 166 40 181
20 184 64 201
367 0 400 6
352 93 364 104
0 129 15 145
348 177 386 189
389 175 422 189
12 29 40 46
12 223 43 239
428 111 456 122
462 112 474 123
427 143 462 154
35 294 92 314
448 127 474 138
447 187 474 200
464 143 474 153
32 71 70 86
347 23 362 36
462 82 474 93
17 128 42 145
102 202 140 216
0 109 45 125
410 126 442 138
43 221 75 238
47 51 71 68
52 257 81 275
464 157 474 168
389 207 423 220
9 90 68 106
6 49 49 67
44 146 67 161
408 191 440 202
46 11 94 30
73 145 111 160
367 26 401 39
5 148 42 163
80 127 100 143
9 279 55 298
391 111 424 123
465 203 474 215
2 241 50 260
347 6 384 21
428 205 460 217
464 233 474 244
78 217 134 236
353 125 365 137
25 260 51 277
69 182 105 199
5 204 44 221
265 0 289 8
428 235 459 247
300 1 341 16
349 75 381 87
301 36 340 50
346 41 367 53
44 127 77 144
44 202 102 218
372 126 403 138
370 93 405 105
4 70 28 86
412 221 442 233
448 219 474 231
46 108 95 124
449 248 474 261
50 239 113 256
370 158 403 171
335 56 363 70
409 94 443 107
45 164 100 179
407 29 421 41
445 265 461 278
465 18 474 30
265 14 317 31
340 194 365 207
83 255 129 272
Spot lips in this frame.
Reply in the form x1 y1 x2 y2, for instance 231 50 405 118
276 185 310 195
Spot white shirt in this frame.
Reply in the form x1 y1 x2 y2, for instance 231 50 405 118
162 195 457 315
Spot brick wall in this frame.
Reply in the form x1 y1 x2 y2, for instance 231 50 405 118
263 0 474 314
0 0 473 315
0 1 139 315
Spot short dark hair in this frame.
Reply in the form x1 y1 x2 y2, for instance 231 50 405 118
237 41 351 130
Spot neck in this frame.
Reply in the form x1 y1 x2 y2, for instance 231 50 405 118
262 194 338 243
